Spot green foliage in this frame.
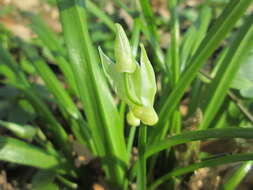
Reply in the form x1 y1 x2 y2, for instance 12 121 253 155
0 0 252 189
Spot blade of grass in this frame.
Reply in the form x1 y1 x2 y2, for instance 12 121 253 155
149 153 253 190
199 12 253 129
149 0 252 143
146 127 253 158
57 0 128 187
167 0 180 86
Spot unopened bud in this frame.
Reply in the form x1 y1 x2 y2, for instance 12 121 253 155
114 23 136 73
132 106 158 126
127 111 140 127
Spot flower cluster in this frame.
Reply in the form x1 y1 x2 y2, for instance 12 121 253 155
99 23 158 126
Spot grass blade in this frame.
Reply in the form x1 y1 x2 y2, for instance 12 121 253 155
223 161 253 190
146 127 253 158
167 0 180 85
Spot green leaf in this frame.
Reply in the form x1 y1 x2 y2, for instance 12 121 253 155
146 127 253 158
57 0 128 187
0 120 37 140
0 136 62 169
223 161 253 190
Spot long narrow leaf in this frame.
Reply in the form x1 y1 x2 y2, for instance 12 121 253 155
57 0 128 187
146 127 253 158
0 136 62 169
223 161 253 190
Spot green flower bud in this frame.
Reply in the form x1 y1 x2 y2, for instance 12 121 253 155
127 111 140 127
99 47 141 105
131 106 158 126
139 44 157 107
114 23 136 73
99 47 127 99
99 36 159 126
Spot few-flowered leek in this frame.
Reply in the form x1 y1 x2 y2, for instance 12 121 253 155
99 23 158 126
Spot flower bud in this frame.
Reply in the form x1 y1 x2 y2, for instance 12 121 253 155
139 44 157 106
98 34 159 126
131 106 158 126
114 23 136 73
127 111 140 127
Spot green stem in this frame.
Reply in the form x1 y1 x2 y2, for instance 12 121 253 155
137 125 147 190
127 127 137 157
